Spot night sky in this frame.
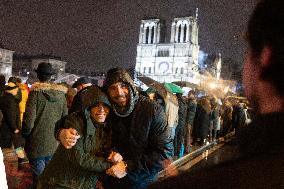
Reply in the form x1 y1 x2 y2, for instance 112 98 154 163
0 0 256 73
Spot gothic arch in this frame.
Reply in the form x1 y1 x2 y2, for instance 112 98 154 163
145 27 150 44
183 24 187 42
177 24 182 42
144 22 156 44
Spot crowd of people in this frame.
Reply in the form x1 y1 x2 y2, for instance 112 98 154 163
0 65 173 189
0 63 253 189
146 87 251 159
0 0 283 188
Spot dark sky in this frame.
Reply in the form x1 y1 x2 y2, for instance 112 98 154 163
0 0 256 73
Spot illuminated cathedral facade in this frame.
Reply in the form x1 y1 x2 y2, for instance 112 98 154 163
135 13 200 83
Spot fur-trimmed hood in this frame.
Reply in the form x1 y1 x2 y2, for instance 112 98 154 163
30 82 68 103
30 82 68 93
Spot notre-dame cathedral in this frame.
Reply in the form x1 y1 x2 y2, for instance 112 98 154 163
135 12 201 83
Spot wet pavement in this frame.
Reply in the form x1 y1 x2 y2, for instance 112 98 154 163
159 133 238 179
2 148 32 189
180 139 240 173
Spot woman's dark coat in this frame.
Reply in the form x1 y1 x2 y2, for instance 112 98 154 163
0 92 21 148
38 110 112 189
193 101 211 140
174 95 188 156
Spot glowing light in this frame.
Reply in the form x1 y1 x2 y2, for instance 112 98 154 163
209 82 217 89
224 86 229 93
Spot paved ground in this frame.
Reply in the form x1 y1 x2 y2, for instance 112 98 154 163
3 148 32 189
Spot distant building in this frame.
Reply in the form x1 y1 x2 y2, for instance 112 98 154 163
0 46 14 80
13 54 67 83
135 12 200 83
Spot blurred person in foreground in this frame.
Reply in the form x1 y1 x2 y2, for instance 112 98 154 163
149 1 284 188
37 86 126 189
22 62 68 187
57 68 173 189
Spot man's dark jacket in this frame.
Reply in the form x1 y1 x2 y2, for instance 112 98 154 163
174 96 187 156
105 96 173 189
193 103 210 140
0 93 21 148
149 112 284 189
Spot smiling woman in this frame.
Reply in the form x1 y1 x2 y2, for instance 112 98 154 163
37 86 127 189
90 102 110 123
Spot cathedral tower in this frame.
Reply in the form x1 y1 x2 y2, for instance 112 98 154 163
139 19 161 44
136 13 200 84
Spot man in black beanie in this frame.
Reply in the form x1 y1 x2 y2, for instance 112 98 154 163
58 68 173 189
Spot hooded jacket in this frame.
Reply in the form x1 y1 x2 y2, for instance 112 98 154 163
38 111 112 189
193 98 211 139
38 86 112 189
103 68 173 188
22 82 68 158
0 91 21 148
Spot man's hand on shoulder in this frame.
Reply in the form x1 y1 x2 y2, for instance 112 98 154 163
59 128 80 149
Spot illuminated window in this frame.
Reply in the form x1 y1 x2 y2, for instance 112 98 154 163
158 50 169 57
151 26 155 44
178 25 182 42
145 27 149 44
183 24 187 42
